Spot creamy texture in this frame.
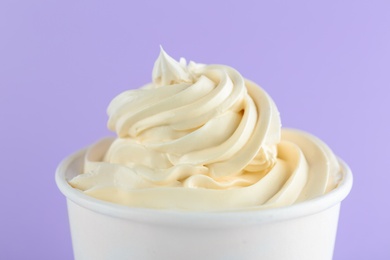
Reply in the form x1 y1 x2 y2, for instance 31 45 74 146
69 48 341 211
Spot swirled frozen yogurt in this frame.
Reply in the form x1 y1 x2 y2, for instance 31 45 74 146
69 48 341 211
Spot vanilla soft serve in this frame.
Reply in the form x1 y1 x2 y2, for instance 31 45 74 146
69 48 341 211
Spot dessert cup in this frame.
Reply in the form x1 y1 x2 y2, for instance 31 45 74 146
56 145 352 260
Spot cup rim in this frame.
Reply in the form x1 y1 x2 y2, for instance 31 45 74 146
55 146 353 228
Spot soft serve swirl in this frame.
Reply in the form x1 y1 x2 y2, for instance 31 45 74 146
69 48 341 211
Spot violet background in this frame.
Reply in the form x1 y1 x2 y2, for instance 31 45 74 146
1 0 389 259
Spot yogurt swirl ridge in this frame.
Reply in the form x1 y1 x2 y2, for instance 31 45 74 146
69 48 341 211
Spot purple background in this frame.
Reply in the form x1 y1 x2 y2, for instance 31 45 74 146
1 1 389 259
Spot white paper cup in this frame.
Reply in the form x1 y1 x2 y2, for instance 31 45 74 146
56 148 352 260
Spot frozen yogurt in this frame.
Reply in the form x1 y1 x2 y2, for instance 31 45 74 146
69 48 341 211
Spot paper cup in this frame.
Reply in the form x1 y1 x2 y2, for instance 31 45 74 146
56 148 352 260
